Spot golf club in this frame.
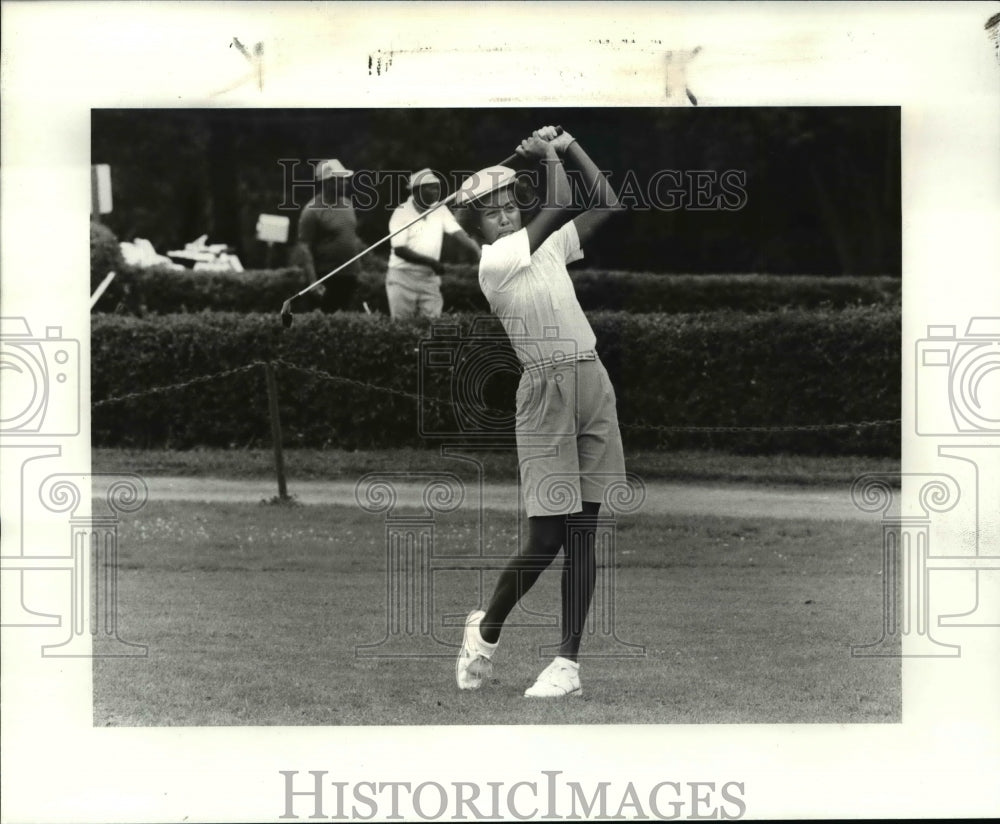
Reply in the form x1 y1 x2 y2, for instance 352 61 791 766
279 129 562 327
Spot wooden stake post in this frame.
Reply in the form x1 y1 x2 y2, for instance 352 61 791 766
263 362 289 501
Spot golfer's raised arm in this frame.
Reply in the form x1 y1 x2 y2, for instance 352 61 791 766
562 137 623 246
521 133 574 253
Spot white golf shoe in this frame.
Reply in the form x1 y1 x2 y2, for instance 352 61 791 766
524 656 582 698
455 610 497 690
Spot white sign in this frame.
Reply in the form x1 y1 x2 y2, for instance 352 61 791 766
90 164 112 215
255 213 289 244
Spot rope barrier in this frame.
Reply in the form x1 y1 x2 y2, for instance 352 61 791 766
92 362 267 409
92 358 900 435
271 359 427 404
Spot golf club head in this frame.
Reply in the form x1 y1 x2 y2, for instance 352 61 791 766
280 299 294 328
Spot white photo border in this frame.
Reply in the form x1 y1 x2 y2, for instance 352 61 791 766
2 2 998 821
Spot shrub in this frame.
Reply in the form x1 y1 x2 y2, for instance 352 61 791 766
569 271 901 314
90 220 128 312
97 263 900 316
354 268 902 316
128 266 325 314
90 221 152 315
594 308 900 455
92 307 900 456
90 220 125 288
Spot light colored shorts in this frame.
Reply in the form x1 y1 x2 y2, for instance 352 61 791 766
386 266 443 320
515 356 626 518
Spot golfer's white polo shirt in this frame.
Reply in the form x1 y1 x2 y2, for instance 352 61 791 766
387 197 462 274
479 220 595 368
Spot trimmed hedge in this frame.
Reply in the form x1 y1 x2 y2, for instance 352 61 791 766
95 263 900 316
130 266 322 314
92 307 900 456
373 268 901 316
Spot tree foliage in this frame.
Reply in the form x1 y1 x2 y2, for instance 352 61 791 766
92 107 900 276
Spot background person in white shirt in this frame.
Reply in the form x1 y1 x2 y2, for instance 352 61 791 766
386 169 481 320
453 126 626 698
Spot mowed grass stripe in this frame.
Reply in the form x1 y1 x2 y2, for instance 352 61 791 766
95 502 899 726
92 447 901 488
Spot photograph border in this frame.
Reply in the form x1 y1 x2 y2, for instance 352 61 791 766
2 2 998 821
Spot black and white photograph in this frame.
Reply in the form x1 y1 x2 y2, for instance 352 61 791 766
85 104 903 729
2 2 998 822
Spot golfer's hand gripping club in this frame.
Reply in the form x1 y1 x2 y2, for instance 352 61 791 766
279 127 563 327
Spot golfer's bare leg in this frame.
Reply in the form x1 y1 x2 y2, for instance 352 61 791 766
479 515 565 644
558 501 600 661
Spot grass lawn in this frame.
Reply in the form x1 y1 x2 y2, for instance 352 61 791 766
92 447 900 487
95 500 899 726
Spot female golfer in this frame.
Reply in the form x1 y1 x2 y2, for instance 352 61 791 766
454 126 625 697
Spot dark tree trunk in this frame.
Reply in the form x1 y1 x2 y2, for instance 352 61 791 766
207 116 242 258
806 161 855 276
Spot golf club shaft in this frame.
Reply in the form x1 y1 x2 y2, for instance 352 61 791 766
89 270 117 310
294 150 521 299
296 191 454 298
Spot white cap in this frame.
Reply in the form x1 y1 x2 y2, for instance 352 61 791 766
455 165 517 206
408 168 440 189
316 159 354 181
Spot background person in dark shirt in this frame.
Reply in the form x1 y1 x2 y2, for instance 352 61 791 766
292 158 366 312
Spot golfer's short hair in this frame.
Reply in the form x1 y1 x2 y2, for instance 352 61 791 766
454 204 480 236
456 179 538 241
